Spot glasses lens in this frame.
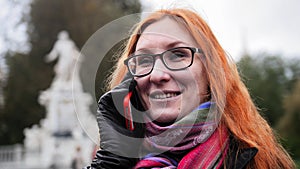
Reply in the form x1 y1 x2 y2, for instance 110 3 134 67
128 55 153 76
163 47 193 70
126 47 195 77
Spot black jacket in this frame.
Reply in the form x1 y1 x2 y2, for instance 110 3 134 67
224 141 258 169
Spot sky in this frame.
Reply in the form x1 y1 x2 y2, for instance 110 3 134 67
0 0 299 68
140 0 300 60
0 0 31 73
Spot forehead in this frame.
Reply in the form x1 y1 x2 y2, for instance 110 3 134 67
136 17 197 50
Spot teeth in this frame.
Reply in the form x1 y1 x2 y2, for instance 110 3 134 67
153 93 178 99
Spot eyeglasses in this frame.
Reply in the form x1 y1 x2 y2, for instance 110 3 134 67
124 47 203 77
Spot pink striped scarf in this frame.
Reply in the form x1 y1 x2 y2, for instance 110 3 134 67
134 102 229 169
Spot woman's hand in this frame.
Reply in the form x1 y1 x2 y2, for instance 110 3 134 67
88 75 145 169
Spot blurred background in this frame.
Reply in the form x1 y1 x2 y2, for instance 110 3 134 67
0 0 299 168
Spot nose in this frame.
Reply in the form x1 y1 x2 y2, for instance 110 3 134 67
149 59 171 83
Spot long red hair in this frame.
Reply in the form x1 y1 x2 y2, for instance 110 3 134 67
108 9 295 169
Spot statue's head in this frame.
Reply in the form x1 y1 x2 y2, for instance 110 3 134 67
58 30 69 40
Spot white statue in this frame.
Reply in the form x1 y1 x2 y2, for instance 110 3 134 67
38 30 85 135
23 30 97 169
24 125 42 151
46 30 82 90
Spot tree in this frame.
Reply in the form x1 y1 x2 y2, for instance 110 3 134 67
1 52 47 144
278 80 300 159
238 54 300 161
237 54 288 126
1 0 140 145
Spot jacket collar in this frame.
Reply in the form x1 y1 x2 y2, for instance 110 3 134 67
225 137 258 169
231 147 258 169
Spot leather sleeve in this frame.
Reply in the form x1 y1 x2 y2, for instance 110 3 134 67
84 78 145 169
85 149 138 169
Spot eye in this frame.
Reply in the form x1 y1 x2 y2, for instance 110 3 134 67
137 55 153 67
167 49 190 62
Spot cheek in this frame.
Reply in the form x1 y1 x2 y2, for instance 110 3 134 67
196 72 209 101
135 77 148 91
134 78 149 103
189 65 208 98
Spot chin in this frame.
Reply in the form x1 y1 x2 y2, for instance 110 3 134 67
148 110 179 123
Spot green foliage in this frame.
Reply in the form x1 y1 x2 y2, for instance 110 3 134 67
278 80 300 159
1 0 140 145
1 52 51 144
237 54 300 161
237 54 288 126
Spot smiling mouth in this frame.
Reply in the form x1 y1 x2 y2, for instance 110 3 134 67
150 92 181 99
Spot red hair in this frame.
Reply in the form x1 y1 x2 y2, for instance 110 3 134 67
108 9 295 168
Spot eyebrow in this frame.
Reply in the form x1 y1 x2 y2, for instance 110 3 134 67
135 41 188 54
134 48 153 54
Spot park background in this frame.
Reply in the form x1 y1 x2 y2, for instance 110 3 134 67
0 0 299 168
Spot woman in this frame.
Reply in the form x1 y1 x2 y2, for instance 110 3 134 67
87 9 295 169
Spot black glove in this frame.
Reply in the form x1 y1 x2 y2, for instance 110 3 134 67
87 74 145 169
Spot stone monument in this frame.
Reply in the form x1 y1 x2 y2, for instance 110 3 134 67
23 31 98 169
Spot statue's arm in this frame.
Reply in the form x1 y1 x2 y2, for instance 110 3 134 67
45 43 59 62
